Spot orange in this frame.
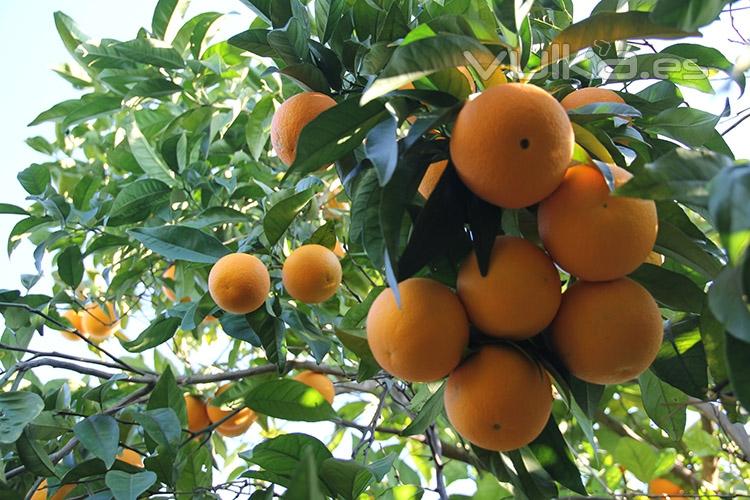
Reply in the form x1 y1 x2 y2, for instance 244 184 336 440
445 345 552 451
185 394 211 433
649 478 685 497
537 163 658 281
59 309 84 341
561 87 624 111
162 264 177 301
208 253 270 314
293 371 335 404
418 160 448 199
282 244 342 304
117 448 144 467
457 236 561 340
31 480 75 500
81 302 118 340
549 278 662 385
450 83 574 208
207 384 256 437
366 278 469 382
271 92 336 166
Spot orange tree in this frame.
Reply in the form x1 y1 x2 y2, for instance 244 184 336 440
1 0 750 498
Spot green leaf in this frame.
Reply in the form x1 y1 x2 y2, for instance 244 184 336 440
0 203 28 215
125 79 182 100
237 0 294 28
708 163 750 236
279 63 330 93
16 429 59 477
366 117 399 186
315 0 346 44
320 459 375 500
126 119 176 187
629 264 705 313
247 307 286 371
401 384 445 436
244 379 337 422
245 433 332 479
725 333 750 411
545 12 696 66
609 54 712 93
308 222 337 250
128 225 229 264
108 179 171 226
645 108 721 147
662 43 744 91
362 34 493 103
57 245 84 289
612 438 676 482
62 94 123 128
639 369 688 441
134 409 181 449
700 302 730 384
0 392 44 444
17 164 51 196
175 439 212 498
122 316 181 352
651 321 708 398
151 0 189 39
28 98 81 126
650 0 729 31
147 369 186 431
287 98 388 179
182 207 248 229
263 188 318 246
105 470 157 500
74 415 119 468
115 38 185 69
615 148 731 207
280 446 325 500
228 29 278 57
655 216 723 280
246 95 275 160
708 264 750 343
528 415 587 495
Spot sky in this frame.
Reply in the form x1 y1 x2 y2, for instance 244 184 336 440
0 1 748 497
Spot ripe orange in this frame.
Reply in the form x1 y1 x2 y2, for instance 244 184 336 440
59 309 84 341
418 160 448 199
445 345 552 451
117 448 144 467
185 394 211 433
293 371 335 404
81 302 118 340
31 480 75 500
450 83 574 208
649 478 685 497
208 253 270 314
537 163 658 281
282 244 342 304
457 236 561 340
481 68 508 89
366 278 469 382
549 278 662 385
561 87 624 111
206 384 256 437
162 264 177 301
271 92 336 166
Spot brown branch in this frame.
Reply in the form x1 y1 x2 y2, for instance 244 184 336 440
688 397 750 461
14 358 150 384
0 342 130 371
178 360 354 384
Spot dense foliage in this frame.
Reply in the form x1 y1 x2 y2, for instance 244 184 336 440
1 0 750 498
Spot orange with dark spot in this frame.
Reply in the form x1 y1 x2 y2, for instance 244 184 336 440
445 345 552 451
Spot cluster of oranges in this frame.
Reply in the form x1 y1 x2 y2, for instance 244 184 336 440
359 82 662 452
57 302 119 342
184 370 335 438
